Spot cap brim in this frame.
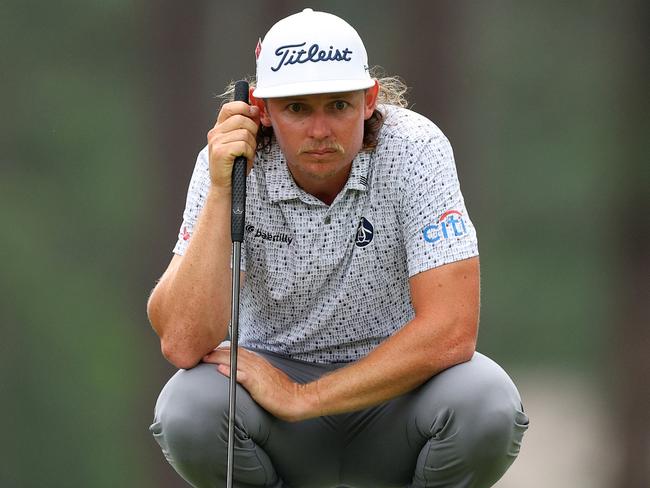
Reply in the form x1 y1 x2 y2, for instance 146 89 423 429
252 78 375 98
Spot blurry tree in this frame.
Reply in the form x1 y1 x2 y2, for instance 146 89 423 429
613 3 649 486
138 0 210 278
1 1 156 486
137 1 210 485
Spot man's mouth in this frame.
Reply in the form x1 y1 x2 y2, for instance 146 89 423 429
305 148 337 155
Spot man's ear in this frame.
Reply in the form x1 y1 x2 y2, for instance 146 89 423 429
364 80 379 120
250 88 272 127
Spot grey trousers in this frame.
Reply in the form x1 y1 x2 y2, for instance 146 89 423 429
150 351 528 488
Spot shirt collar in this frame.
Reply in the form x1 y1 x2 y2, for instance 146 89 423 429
344 149 371 192
262 144 303 204
263 143 372 204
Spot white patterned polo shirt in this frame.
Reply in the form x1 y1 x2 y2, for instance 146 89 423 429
173 105 478 363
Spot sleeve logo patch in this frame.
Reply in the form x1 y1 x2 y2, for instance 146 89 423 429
422 210 468 244
182 226 191 241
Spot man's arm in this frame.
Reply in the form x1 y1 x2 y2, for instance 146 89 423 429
205 256 479 421
147 101 260 369
146 190 235 369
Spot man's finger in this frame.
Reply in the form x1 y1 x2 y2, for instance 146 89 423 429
212 128 258 154
216 364 248 384
217 364 231 377
216 101 258 125
203 349 230 364
210 113 259 138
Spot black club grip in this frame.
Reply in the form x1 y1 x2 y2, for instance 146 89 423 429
231 80 249 243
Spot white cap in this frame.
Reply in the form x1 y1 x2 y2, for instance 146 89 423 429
253 9 374 98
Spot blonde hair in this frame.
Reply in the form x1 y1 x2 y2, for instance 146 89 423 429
218 67 409 151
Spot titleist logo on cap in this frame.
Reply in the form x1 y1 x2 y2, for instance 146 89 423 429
271 42 353 72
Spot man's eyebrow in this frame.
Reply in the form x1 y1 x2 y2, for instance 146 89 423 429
324 92 357 99
272 96 308 103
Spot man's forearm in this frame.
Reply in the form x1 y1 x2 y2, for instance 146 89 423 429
148 188 234 368
301 258 480 418
301 315 476 419
203 312 476 423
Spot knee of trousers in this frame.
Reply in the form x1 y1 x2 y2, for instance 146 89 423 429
150 363 266 467
150 364 230 460
151 364 282 487
415 353 529 475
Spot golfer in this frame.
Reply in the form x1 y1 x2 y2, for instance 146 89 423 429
148 8 528 488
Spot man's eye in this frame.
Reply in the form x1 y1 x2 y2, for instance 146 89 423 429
288 103 303 113
334 101 348 110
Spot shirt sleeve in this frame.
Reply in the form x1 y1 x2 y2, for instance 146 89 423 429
173 146 211 256
171 146 248 272
400 131 479 277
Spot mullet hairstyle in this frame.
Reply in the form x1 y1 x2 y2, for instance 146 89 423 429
218 67 409 153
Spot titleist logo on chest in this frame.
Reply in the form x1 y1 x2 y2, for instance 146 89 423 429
271 42 353 72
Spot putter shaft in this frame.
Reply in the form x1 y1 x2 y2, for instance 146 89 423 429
227 242 242 488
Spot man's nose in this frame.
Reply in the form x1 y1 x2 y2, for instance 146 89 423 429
306 111 332 139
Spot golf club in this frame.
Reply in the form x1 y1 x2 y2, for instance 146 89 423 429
227 79 249 488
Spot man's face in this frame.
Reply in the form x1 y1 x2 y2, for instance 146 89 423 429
255 85 378 195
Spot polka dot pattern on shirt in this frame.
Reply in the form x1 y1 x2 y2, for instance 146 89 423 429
173 105 478 363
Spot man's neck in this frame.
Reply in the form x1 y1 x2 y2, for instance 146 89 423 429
288 164 353 206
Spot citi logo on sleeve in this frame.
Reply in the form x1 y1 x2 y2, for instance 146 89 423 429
422 210 468 244
355 217 374 248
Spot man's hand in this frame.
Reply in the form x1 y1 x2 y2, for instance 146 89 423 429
207 101 260 190
203 346 321 422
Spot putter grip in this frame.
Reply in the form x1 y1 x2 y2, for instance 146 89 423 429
231 80 249 243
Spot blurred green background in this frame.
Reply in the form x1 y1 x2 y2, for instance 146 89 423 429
1 1 647 487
